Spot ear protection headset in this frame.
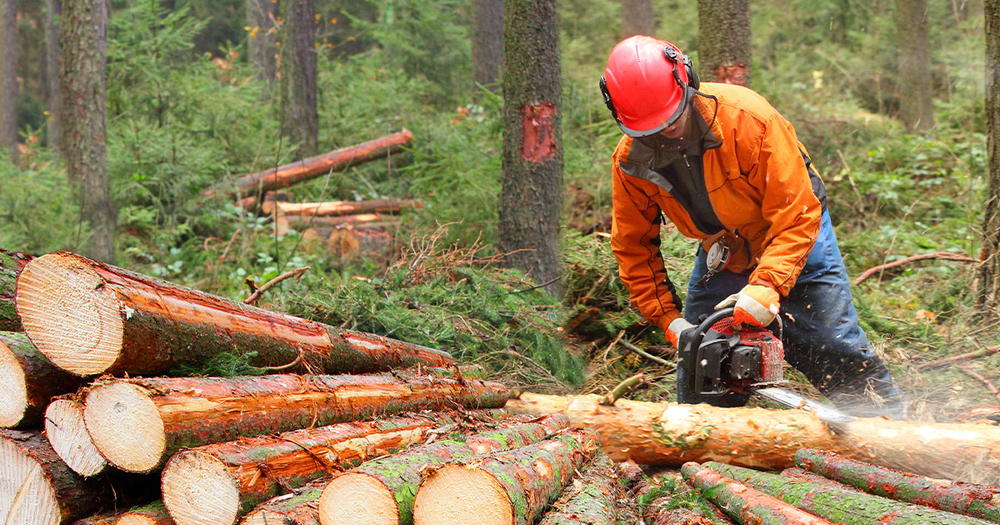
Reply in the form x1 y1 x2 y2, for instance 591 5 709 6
599 43 701 137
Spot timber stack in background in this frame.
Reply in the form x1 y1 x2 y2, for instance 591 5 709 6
3 250 1000 524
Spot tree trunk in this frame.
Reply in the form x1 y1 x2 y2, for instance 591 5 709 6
280 0 318 158
206 130 413 200
45 0 62 150
536 452 622 525
161 411 502 525
505 393 1000 484
316 413 570 525
0 332 82 429
896 0 934 131
82 371 509 473
794 449 1000 522
981 0 1000 317
709 462 993 525
16 252 455 377
472 0 503 94
61 0 115 263
0 0 17 163
246 0 278 83
0 250 30 331
681 463 833 525
412 428 599 525
44 398 108 477
500 0 563 290
265 199 417 217
620 0 655 40
697 0 752 87
239 479 324 525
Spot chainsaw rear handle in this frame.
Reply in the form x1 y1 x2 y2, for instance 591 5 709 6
687 307 737 352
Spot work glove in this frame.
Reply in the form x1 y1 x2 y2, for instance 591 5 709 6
665 317 696 349
715 283 780 329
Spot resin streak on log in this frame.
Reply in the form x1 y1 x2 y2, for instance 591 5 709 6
709 462 993 525
239 480 325 525
681 462 832 525
536 452 621 525
795 448 1000 523
45 398 108 476
83 372 508 473
16 252 453 377
0 331 82 428
412 428 599 525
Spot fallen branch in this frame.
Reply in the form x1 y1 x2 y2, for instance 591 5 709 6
961 366 1000 402
601 373 645 406
619 339 671 366
853 251 980 285
243 266 311 305
918 346 1000 370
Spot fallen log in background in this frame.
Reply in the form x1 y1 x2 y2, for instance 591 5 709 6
536 452 623 525
83 371 508 473
207 129 413 199
0 331 82 428
16 252 454 377
264 199 418 217
709 462 992 525
795 448 1000 523
0 250 29 331
316 413 570 525
161 410 505 525
411 428 599 525
239 479 324 525
45 398 108 476
506 393 1000 484
283 212 386 229
681 462 832 525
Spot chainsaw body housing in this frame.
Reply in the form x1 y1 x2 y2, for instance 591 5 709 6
684 315 784 400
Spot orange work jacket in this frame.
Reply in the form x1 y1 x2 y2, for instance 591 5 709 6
610 82 825 333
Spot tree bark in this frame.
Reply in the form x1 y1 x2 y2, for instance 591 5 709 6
681 463 833 525
161 411 501 525
280 0 318 158
0 332 82 429
794 449 1000 522
246 0 278 83
317 413 570 525
264 199 417 217
0 0 17 163
981 0 1000 317
412 428 599 525
117 502 174 525
239 479 324 525
16 252 455 377
536 452 622 525
61 0 115 263
0 250 29 331
505 393 1000 484
45 0 62 150
709 462 993 525
896 0 934 131
472 0 503 95
697 0 752 87
44 398 108 477
82 371 509 473
620 0 655 40
500 0 563 290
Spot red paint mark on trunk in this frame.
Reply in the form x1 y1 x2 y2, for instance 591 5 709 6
713 63 749 86
520 103 556 162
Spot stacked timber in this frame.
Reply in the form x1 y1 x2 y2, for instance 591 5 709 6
0 250 28 331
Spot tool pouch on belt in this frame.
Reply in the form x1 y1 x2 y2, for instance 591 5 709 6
700 232 753 275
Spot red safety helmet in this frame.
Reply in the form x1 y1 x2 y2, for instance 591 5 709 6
600 36 699 137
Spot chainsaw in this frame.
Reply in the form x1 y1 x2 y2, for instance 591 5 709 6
678 307 855 429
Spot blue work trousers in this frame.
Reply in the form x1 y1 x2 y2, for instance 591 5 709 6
676 211 906 416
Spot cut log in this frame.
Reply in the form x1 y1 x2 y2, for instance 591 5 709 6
16 252 454 377
794 448 1000 523
161 411 504 525
681 462 832 525
282 212 387 229
83 371 508 473
44 398 108 477
116 501 174 525
643 506 715 525
536 452 621 525
644 482 737 525
505 393 1000 484
411 428 599 525
239 479 324 525
0 332 82 428
264 199 418 217
779 468 857 493
0 251 29 332
708 462 993 525
71 512 119 525
209 129 413 199
316 413 570 525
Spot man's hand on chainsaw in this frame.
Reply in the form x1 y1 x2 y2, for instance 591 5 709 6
715 283 780 328
665 317 696 348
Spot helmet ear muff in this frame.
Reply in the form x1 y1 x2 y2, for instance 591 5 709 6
684 55 700 91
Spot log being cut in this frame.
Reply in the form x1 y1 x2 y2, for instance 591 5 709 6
83 371 508 473
161 410 505 525
0 250 28 332
15 252 455 377
316 413 570 525
45 398 108 476
506 392 1000 484
411 428 599 525
0 331 82 428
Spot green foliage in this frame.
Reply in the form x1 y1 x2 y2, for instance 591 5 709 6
0 152 80 254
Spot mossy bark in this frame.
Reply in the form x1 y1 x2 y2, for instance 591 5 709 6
0 250 29 331
536 452 621 525
0 331 83 428
709 462 993 525
240 479 325 525
119 500 173 524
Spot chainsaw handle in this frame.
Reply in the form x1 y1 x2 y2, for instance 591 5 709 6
688 307 737 351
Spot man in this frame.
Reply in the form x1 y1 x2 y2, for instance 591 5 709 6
601 35 906 416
